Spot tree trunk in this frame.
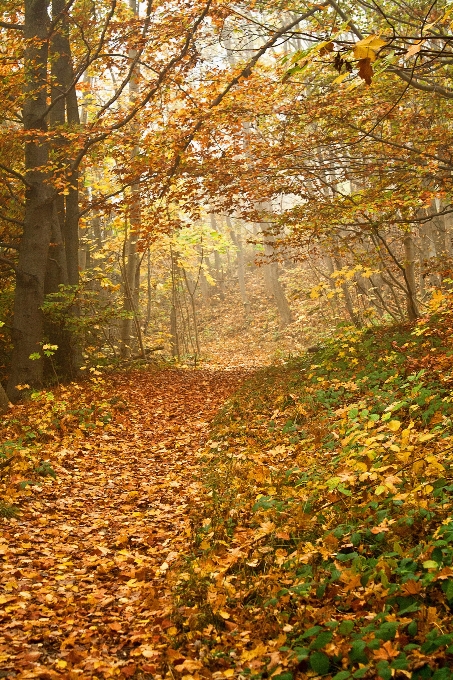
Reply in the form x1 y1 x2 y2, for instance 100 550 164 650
403 231 419 320
259 209 292 326
0 383 9 416
7 0 53 401
225 215 250 312
144 249 152 335
332 256 362 327
170 248 180 358
120 0 143 358
44 0 78 379
264 240 293 327
209 213 225 300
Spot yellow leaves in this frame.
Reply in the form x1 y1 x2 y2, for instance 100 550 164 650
355 35 388 50
353 35 387 62
254 521 276 539
387 420 401 432
250 465 268 483
310 284 324 299
0 595 14 604
418 432 435 442
332 71 349 85
241 642 267 662
354 44 378 62
423 560 439 570
429 289 445 311
340 571 362 593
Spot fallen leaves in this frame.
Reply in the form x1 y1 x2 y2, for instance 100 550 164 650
168 315 453 678
0 368 245 678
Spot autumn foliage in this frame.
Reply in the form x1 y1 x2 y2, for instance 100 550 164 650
2 0 453 678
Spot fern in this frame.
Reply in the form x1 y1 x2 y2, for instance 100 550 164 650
0 502 19 518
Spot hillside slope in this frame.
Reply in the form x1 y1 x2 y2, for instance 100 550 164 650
172 303 453 680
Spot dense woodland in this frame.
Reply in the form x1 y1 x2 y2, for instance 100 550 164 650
0 0 452 396
2 1 453 679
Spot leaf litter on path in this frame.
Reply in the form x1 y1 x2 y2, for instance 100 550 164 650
0 368 247 679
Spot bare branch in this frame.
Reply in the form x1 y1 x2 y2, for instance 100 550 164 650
0 256 18 273
0 20 23 30
0 241 20 250
0 212 24 228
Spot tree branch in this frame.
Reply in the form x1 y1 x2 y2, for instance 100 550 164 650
0 212 24 228
0 256 18 273
388 66 453 99
158 2 329 198
326 0 453 99
0 20 24 30
0 242 20 250
0 163 31 188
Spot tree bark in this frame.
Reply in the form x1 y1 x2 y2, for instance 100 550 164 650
120 0 143 358
258 205 292 327
263 239 293 327
7 0 53 401
209 213 225 300
0 383 10 416
403 231 419 320
225 215 250 313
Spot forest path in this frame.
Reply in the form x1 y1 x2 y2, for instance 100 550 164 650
1 368 248 679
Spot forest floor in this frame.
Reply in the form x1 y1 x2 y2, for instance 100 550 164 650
3 301 453 679
181 267 334 368
0 368 248 679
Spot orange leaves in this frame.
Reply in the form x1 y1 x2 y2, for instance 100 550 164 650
357 57 373 85
401 579 422 595
372 640 400 661
405 41 423 59
0 367 245 677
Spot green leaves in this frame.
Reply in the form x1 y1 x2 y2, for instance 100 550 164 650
309 651 330 674
35 461 57 479
176 309 453 678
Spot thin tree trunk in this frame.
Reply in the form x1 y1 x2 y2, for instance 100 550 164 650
144 249 152 335
403 231 419 320
170 247 180 359
209 213 225 300
225 215 250 313
333 256 362 327
259 206 292 326
182 267 201 356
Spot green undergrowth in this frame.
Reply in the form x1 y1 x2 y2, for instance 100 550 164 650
171 303 453 680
